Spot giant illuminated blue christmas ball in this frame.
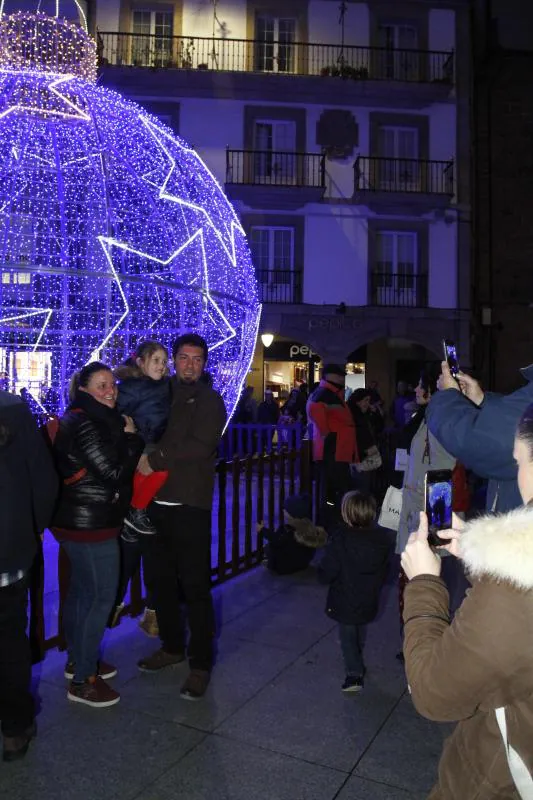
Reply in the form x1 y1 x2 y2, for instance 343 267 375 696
0 10 260 416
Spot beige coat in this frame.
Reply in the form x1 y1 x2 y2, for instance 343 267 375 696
403 507 533 799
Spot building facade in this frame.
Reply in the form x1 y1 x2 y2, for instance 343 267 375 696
4 0 472 404
471 0 533 392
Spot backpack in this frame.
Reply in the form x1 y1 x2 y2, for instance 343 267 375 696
44 411 87 485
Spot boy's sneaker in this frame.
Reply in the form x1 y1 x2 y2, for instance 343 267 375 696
138 608 159 638
123 508 157 536
67 676 120 708
64 660 118 681
342 676 364 693
180 669 210 701
120 523 139 544
137 648 185 673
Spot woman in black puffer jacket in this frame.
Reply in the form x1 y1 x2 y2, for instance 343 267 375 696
52 362 143 708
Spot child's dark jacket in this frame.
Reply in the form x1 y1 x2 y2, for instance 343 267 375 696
115 365 171 444
318 523 392 624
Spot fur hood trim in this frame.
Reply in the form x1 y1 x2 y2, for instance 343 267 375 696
286 515 327 549
460 506 533 590
114 364 143 381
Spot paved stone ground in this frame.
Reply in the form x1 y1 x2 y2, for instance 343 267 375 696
0 563 452 800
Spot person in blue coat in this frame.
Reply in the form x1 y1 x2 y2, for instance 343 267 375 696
426 361 533 512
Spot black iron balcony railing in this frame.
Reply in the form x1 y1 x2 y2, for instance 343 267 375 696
256 269 302 304
370 272 428 308
355 157 454 195
226 150 325 188
99 32 454 84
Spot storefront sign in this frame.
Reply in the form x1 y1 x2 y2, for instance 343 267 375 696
308 317 362 331
264 341 321 362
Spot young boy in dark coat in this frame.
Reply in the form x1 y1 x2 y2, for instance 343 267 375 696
318 490 392 693
259 495 326 575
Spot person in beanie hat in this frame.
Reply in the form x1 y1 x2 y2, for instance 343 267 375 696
258 494 326 575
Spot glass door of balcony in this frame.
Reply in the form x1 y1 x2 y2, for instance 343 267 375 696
377 126 419 191
378 23 419 81
254 15 296 73
374 231 418 306
253 121 296 184
132 10 173 67
250 227 295 303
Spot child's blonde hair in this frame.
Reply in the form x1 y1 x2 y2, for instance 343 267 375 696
341 490 377 528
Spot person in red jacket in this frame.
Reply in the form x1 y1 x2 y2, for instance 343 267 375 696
307 364 358 515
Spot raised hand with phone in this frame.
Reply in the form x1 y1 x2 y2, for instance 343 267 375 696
439 340 485 405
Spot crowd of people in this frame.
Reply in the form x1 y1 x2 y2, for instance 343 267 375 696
301 360 533 799
1 347 532 798
0 332 226 760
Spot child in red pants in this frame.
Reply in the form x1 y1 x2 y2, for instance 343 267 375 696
114 341 172 634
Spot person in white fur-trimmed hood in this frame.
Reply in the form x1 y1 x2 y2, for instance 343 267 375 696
400 404 533 799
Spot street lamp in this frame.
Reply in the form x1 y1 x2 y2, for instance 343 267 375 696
261 333 274 348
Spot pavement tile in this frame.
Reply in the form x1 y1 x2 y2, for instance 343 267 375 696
120 634 297 732
355 695 453 794
217 654 407 772
133 734 347 800
336 775 426 799
220 582 335 653
0 707 204 800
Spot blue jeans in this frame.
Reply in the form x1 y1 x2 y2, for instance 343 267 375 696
338 623 366 678
62 539 119 682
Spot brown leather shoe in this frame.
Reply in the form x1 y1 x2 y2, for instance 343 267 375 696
180 669 211 701
137 648 186 673
3 721 37 762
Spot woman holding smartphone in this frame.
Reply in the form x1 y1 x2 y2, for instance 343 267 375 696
400 404 533 799
396 369 456 557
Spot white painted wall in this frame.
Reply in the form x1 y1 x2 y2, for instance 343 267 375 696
308 1 369 47
428 9 456 54
428 220 457 308
180 98 243 183
429 104 456 163
184 0 247 40
304 209 368 305
95 0 120 31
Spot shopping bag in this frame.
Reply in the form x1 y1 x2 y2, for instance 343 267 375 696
378 485 403 531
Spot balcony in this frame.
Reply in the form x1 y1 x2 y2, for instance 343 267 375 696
354 156 454 212
370 272 427 308
98 33 454 107
257 270 302 304
225 150 325 209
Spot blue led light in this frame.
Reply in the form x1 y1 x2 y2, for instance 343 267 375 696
0 12 260 417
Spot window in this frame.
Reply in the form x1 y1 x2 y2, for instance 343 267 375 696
249 226 295 302
378 23 419 80
2 272 31 285
377 126 419 190
374 231 417 305
132 10 173 67
253 120 296 183
254 15 296 73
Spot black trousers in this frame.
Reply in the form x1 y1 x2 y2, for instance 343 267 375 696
0 576 34 736
149 503 214 671
117 536 156 609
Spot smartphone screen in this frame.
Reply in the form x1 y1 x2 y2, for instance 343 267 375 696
442 339 460 377
425 469 453 547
